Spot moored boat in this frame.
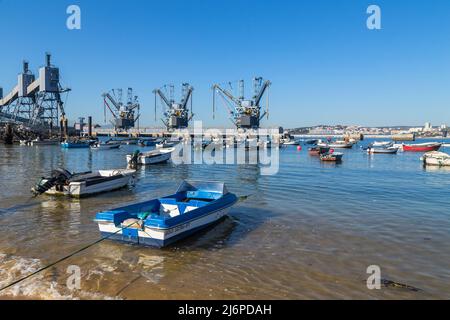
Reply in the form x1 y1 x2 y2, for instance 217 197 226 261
126 147 175 166
305 139 319 145
90 141 121 150
281 139 299 146
320 152 343 162
317 140 353 149
421 151 450 166
94 181 238 248
61 140 93 149
402 142 441 152
31 138 60 146
32 168 136 197
367 146 399 154
308 146 330 156
371 141 393 148
156 140 178 149
138 139 157 147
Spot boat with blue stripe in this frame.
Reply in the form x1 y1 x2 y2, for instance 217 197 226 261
61 140 93 148
95 181 238 248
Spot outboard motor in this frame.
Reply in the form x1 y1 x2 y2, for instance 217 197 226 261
128 150 140 168
32 168 73 196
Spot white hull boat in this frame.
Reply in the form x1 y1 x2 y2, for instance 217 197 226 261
91 142 121 150
156 140 178 149
372 141 393 148
32 168 136 197
127 147 175 165
367 146 399 154
27 139 60 146
95 181 238 248
281 139 299 146
318 140 353 149
421 151 450 166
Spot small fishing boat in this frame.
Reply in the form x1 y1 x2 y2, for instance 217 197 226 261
281 138 299 146
156 140 178 149
90 141 121 150
308 146 330 156
371 141 393 148
138 139 157 147
31 138 60 146
305 139 319 145
421 151 450 166
126 147 175 166
317 140 353 149
367 146 398 154
95 181 238 248
320 152 343 162
61 140 93 149
32 168 136 197
402 142 441 152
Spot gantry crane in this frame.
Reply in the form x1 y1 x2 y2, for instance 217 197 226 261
212 77 271 130
102 88 140 131
153 83 194 131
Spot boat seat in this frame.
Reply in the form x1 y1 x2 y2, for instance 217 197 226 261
159 197 210 217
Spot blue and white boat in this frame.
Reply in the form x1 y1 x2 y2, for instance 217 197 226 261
95 181 238 248
61 140 93 149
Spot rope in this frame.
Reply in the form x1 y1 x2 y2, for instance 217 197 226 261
0 220 141 292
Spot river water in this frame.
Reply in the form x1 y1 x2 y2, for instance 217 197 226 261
0 138 449 299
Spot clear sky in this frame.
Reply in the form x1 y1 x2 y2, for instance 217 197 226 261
0 0 449 128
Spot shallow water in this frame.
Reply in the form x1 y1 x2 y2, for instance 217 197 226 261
0 139 449 299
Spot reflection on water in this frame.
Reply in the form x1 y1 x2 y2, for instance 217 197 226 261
0 139 450 299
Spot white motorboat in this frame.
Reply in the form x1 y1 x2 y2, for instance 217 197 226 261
32 168 136 197
156 140 178 149
95 181 238 248
317 140 353 149
30 138 60 146
371 141 393 148
126 147 175 166
421 151 450 166
367 146 399 154
91 141 121 150
281 138 299 146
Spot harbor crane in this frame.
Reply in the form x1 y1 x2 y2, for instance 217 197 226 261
153 83 194 131
102 88 140 131
212 77 271 130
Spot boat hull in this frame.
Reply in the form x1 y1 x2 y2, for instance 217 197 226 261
421 152 450 166
45 170 135 197
320 153 343 162
367 147 398 154
91 143 121 150
61 142 90 149
98 206 231 248
126 149 172 165
403 143 441 152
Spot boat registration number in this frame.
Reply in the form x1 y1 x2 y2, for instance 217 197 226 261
166 222 191 235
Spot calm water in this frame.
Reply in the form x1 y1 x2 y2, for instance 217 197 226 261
0 139 449 299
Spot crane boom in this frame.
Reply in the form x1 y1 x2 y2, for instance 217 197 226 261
254 80 271 107
181 86 193 110
153 89 172 108
102 92 121 111
212 84 241 107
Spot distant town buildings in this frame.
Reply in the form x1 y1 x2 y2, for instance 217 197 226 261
291 122 448 137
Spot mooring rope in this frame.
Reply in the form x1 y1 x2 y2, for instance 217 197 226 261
0 197 39 217
0 220 141 292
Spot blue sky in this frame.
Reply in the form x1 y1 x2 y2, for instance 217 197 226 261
0 0 449 128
